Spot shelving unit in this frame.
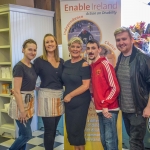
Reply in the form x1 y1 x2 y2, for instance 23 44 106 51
0 4 54 138
0 109 8 113
0 46 10 48
0 11 14 138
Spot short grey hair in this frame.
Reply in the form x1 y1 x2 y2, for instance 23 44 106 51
114 27 133 38
68 37 83 47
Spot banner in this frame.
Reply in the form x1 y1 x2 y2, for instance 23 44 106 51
60 0 122 149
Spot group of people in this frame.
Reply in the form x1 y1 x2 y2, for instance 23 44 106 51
7 26 150 150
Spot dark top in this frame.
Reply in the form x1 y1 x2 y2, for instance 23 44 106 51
33 57 64 89
62 59 91 103
115 45 150 112
117 55 135 113
62 59 91 145
13 61 37 91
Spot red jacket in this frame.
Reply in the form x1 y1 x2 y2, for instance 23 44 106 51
91 57 120 112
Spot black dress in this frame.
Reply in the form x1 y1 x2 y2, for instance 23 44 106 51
62 59 91 146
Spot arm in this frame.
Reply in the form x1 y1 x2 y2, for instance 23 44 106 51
33 58 41 90
101 60 120 108
64 62 90 102
142 55 150 117
101 60 120 118
14 77 27 123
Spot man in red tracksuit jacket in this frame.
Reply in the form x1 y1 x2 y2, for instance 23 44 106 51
86 39 120 150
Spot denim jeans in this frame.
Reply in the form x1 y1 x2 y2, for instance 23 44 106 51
42 116 61 150
9 117 32 150
122 112 147 150
97 111 118 150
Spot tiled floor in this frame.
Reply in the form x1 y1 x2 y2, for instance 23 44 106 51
0 131 131 150
0 130 64 150
3 131 150 150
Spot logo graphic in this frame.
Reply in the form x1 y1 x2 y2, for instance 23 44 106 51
96 69 101 75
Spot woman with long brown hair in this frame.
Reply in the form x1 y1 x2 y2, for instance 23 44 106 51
33 34 64 150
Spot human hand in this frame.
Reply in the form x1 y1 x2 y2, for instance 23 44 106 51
143 106 150 118
18 111 27 123
102 108 112 118
10 89 14 95
64 94 72 103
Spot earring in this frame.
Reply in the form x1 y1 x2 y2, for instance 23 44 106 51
69 53 70 57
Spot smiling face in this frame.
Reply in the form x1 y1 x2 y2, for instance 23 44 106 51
69 42 82 58
115 31 134 56
86 43 101 62
44 36 57 53
22 43 37 60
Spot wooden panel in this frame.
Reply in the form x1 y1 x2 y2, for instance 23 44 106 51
0 0 15 5
54 0 62 44
34 0 62 44
45 0 51 10
15 0 34 7
34 0 51 10
0 0 34 7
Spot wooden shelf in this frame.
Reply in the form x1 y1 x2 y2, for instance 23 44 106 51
0 62 11 65
0 9 14 138
0 12 9 16
0 109 7 113
0 78 12 81
0 94 11 98
0 45 10 49
0 126 15 138
0 28 9 32
1 124 15 129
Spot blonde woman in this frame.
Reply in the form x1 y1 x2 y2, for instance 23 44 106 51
62 37 91 150
33 34 64 150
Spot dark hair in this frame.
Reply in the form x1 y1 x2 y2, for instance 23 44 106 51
41 33 60 62
22 39 37 49
86 39 100 48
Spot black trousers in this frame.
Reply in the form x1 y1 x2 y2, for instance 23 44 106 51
42 116 61 150
122 112 147 150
